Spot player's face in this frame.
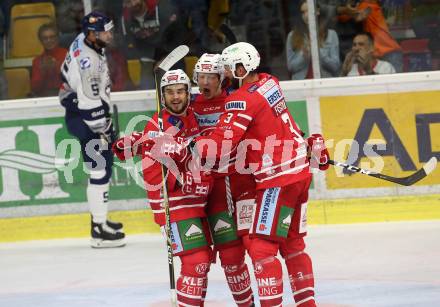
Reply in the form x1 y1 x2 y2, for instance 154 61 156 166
163 84 189 115
96 30 113 47
197 73 221 99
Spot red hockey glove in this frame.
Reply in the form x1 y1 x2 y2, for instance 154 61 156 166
307 133 330 171
112 132 143 161
181 171 213 196
145 133 190 164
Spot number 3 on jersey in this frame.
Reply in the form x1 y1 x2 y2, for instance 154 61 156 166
281 113 304 143
224 112 233 123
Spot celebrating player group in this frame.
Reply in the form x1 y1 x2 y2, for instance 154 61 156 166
112 40 330 307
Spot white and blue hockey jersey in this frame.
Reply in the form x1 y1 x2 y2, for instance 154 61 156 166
59 33 111 133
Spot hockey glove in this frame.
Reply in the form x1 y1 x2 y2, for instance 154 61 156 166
145 133 190 164
112 131 143 161
307 133 330 171
181 171 213 196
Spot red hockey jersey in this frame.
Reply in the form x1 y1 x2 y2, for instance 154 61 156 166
142 109 208 225
195 73 311 190
191 90 239 175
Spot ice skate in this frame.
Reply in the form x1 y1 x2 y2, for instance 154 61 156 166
91 221 126 248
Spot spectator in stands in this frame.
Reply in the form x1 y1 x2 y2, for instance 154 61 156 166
286 0 340 79
341 32 395 76
170 0 210 56
352 0 403 72
122 0 172 59
121 0 179 89
55 0 84 48
31 23 67 97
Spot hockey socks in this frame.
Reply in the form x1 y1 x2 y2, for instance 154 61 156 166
219 244 253 306
285 251 316 306
87 182 109 224
177 249 211 307
249 239 283 307
223 263 253 306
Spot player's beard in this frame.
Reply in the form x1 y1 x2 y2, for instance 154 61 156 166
166 99 188 115
96 38 108 49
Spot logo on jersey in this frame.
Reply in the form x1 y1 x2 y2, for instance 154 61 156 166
80 57 91 69
257 78 277 95
196 113 221 127
168 115 183 129
91 109 105 118
169 222 183 254
273 99 287 116
256 187 280 235
247 84 258 93
263 85 283 107
225 100 246 111
276 206 294 238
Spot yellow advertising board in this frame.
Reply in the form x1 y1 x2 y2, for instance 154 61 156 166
321 91 440 189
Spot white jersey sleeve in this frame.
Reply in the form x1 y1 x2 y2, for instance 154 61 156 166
60 33 112 133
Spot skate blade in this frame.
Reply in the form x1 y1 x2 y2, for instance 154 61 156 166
90 238 126 248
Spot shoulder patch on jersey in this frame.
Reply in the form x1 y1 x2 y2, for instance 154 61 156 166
168 115 183 129
257 78 277 95
262 85 283 107
225 100 246 111
80 57 91 69
247 84 259 93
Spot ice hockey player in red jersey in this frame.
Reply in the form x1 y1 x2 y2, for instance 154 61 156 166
112 69 214 306
191 42 330 306
192 53 255 306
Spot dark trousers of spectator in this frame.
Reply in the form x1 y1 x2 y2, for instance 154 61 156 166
382 50 403 73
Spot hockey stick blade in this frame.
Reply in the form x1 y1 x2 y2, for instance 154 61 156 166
156 45 189 73
329 156 438 186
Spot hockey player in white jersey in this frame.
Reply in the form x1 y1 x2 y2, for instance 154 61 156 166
59 11 125 248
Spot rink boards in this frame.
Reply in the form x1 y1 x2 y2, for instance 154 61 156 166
0 72 440 240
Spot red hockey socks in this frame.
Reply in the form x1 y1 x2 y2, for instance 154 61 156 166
177 249 211 307
285 251 316 306
248 238 283 307
219 244 254 306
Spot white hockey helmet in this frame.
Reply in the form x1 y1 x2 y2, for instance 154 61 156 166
160 69 191 113
160 69 192 94
192 53 224 84
221 42 260 79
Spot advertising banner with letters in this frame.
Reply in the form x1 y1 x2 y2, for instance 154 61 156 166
1 71 440 216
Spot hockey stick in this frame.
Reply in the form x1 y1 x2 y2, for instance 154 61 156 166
153 45 189 306
112 104 120 138
329 157 437 186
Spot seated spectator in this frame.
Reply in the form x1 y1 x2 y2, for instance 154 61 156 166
341 32 395 76
352 0 403 72
286 0 340 79
31 23 68 97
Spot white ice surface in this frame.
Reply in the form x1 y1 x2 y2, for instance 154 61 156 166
1 221 440 307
